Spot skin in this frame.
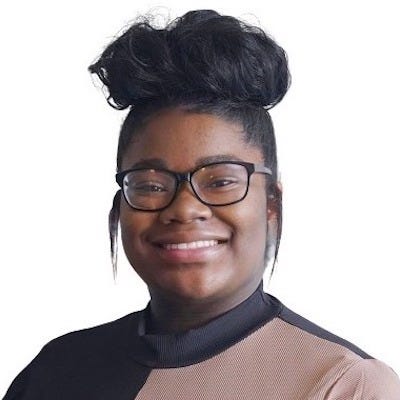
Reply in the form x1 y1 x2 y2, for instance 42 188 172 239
119 106 279 334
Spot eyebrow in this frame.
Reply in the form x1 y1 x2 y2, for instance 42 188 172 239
128 154 245 170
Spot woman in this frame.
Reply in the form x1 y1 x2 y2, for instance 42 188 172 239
3 9 400 400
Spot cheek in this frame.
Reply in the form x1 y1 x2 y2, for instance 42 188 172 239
223 191 268 257
119 203 154 262
237 209 267 250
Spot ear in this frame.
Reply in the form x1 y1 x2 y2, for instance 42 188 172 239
265 181 282 264
267 181 282 224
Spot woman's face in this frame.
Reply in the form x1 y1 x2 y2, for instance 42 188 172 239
120 107 275 304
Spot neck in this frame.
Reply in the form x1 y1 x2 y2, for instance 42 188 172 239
146 281 263 334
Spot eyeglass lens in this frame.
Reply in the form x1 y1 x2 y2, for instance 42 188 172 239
122 163 249 210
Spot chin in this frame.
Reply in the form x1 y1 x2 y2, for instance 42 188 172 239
149 274 234 304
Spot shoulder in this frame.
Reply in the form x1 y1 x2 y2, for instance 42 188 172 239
33 309 142 370
312 358 400 399
275 301 372 358
268 296 400 398
2 311 142 399
44 310 140 351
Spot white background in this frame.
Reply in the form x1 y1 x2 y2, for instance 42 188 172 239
1 0 399 395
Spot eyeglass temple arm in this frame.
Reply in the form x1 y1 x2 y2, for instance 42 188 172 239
254 164 272 176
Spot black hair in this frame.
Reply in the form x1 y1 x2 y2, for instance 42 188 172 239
88 9 290 280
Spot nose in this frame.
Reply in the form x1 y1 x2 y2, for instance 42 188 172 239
159 182 212 224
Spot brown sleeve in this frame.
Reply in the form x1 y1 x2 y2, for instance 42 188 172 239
314 358 400 399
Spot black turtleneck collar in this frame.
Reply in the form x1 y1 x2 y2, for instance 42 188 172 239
128 281 283 368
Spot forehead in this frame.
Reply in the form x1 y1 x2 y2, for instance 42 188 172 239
121 107 264 171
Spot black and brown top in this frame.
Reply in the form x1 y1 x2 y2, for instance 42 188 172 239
4 282 400 399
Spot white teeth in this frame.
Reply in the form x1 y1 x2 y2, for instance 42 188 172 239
162 240 219 250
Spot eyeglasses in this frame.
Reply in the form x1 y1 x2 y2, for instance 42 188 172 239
116 161 272 211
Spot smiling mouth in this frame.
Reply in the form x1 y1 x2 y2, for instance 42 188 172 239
159 240 225 250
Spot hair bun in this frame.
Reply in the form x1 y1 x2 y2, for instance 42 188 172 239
89 9 291 110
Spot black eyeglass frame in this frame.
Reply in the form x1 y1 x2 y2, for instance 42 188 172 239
115 161 272 212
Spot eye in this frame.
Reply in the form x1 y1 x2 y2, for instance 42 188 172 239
208 178 236 188
207 178 239 189
130 182 169 193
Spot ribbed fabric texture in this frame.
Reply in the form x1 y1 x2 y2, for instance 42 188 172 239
3 281 400 399
130 281 282 367
135 318 400 399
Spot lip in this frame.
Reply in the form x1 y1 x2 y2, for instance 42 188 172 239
150 232 230 264
152 241 227 263
151 231 230 246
